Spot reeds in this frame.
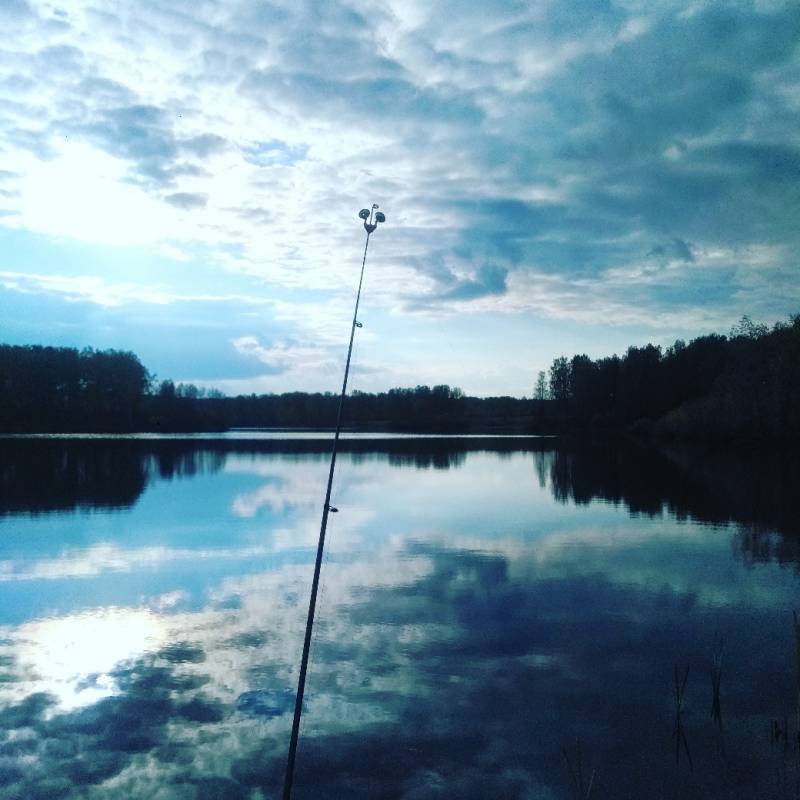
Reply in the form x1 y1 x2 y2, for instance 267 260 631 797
672 664 693 770
710 637 723 731
794 610 800 761
562 741 596 800
770 716 789 754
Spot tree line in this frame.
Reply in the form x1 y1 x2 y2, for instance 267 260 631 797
0 345 150 432
1 312 797 440
159 384 535 433
0 345 532 433
540 314 800 441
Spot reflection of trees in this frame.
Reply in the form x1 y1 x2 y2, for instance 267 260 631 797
0 437 547 515
735 526 800 568
545 444 679 515
321 437 542 467
541 442 800 567
0 440 148 514
0 440 228 515
6 437 797 572
387 450 467 470
147 448 227 480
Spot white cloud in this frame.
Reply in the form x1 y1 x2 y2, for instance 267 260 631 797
0 270 284 307
232 335 337 372
0 542 276 582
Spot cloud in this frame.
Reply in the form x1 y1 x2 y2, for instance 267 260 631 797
0 270 171 306
0 270 282 308
648 238 695 263
231 334 341 378
164 191 208 210
0 0 32 24
181 133 228 158
0 543 277 582
406 262 509 309
0 0 798 392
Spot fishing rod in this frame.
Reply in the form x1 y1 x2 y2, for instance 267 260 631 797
282 204 386 800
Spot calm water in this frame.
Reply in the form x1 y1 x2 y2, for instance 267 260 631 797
0 436 798 799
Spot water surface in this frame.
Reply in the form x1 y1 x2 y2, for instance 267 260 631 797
0 436 798 799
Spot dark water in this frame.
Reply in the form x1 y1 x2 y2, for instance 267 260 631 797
0 435 798 799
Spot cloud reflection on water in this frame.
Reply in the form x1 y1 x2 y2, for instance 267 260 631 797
6 609 167 711
0 438 798 798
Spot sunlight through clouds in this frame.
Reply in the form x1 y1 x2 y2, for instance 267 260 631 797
10 144 187 246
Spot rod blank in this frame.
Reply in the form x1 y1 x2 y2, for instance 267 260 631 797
281 206 385 800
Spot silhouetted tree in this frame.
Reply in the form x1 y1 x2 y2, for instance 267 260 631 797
0 345 148 432
569 354 598 425
3 313 798 440
532 313 799 441
535 370 548 400
549 357 570 404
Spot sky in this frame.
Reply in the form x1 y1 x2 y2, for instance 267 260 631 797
0 0 798 397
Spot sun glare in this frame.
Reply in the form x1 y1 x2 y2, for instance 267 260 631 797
16 143 181 247
12 608 167 710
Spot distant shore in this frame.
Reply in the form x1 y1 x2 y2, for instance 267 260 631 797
2 312 798 443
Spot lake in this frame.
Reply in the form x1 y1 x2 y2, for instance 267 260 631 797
0 435 798 799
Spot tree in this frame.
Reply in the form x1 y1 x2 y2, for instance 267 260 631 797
616 344 662 423
569 354 598 424
549 357 571 404
534 370 548 400
730 315 769 340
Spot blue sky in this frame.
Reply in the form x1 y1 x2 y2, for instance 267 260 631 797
1 0 798 396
